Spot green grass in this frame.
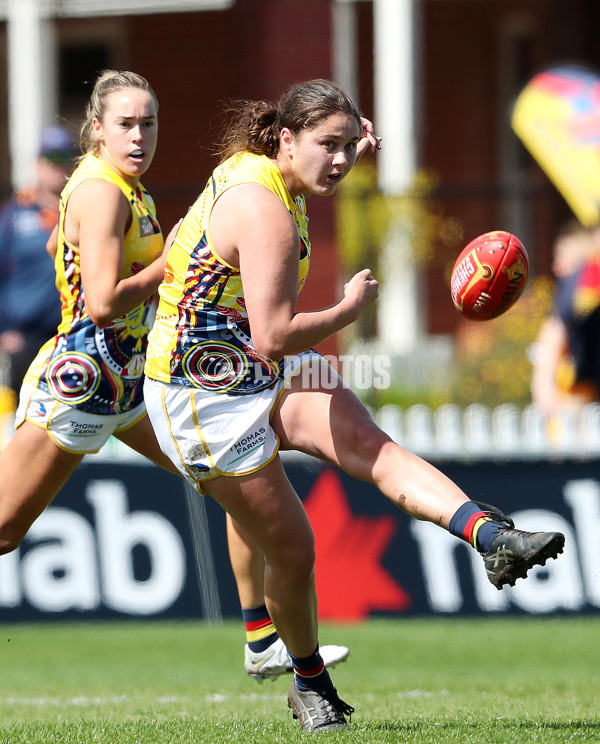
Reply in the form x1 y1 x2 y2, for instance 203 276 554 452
0 616 599 742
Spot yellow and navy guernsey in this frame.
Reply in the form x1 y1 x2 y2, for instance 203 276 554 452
145 152 311 395
24 154 163 414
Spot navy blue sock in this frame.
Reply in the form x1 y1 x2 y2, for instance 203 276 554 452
289 645 333 693
475 519 501 553
448 501 500 553
242 605 279 653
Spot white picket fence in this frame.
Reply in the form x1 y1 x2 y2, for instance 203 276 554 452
3 399 598 463
374 402 600 460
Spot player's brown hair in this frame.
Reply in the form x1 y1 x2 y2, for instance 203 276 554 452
217 79 361 162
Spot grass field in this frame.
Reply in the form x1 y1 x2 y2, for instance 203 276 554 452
0 616 599 742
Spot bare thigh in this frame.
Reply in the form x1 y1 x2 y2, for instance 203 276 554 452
272 360 468 526
115 414 181 476
0 421 82 551
272 360 390 480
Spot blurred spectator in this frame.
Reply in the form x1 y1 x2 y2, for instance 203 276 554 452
0 125 76 413
531 220 600 418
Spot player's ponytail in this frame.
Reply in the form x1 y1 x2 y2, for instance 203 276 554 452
218 101 280 162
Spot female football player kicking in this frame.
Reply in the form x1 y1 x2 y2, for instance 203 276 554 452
144 78 565 731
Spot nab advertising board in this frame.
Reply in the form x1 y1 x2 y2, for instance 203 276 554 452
0 452 598 621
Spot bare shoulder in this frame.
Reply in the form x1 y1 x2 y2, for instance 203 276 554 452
68 177 129 220
215 182 292 224
211 183 296 263
66 178 131 238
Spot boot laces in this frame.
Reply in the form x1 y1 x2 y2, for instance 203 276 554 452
472 500 514 529
321 688 355 721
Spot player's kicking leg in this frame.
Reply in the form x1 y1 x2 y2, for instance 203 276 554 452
272 362 565 592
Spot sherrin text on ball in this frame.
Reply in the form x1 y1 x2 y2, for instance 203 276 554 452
450 230 529 320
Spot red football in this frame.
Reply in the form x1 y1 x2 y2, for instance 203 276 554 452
450 231 529 320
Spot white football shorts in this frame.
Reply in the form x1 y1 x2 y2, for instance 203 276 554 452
143 351 322 486
15 382 147 454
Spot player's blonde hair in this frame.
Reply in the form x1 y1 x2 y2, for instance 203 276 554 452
217 79 361 162
79 70 158 157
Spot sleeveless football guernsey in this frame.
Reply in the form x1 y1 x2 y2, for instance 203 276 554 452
145 152 311 395
24 154 163 414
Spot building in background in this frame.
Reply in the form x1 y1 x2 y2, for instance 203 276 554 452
0 0 598 363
